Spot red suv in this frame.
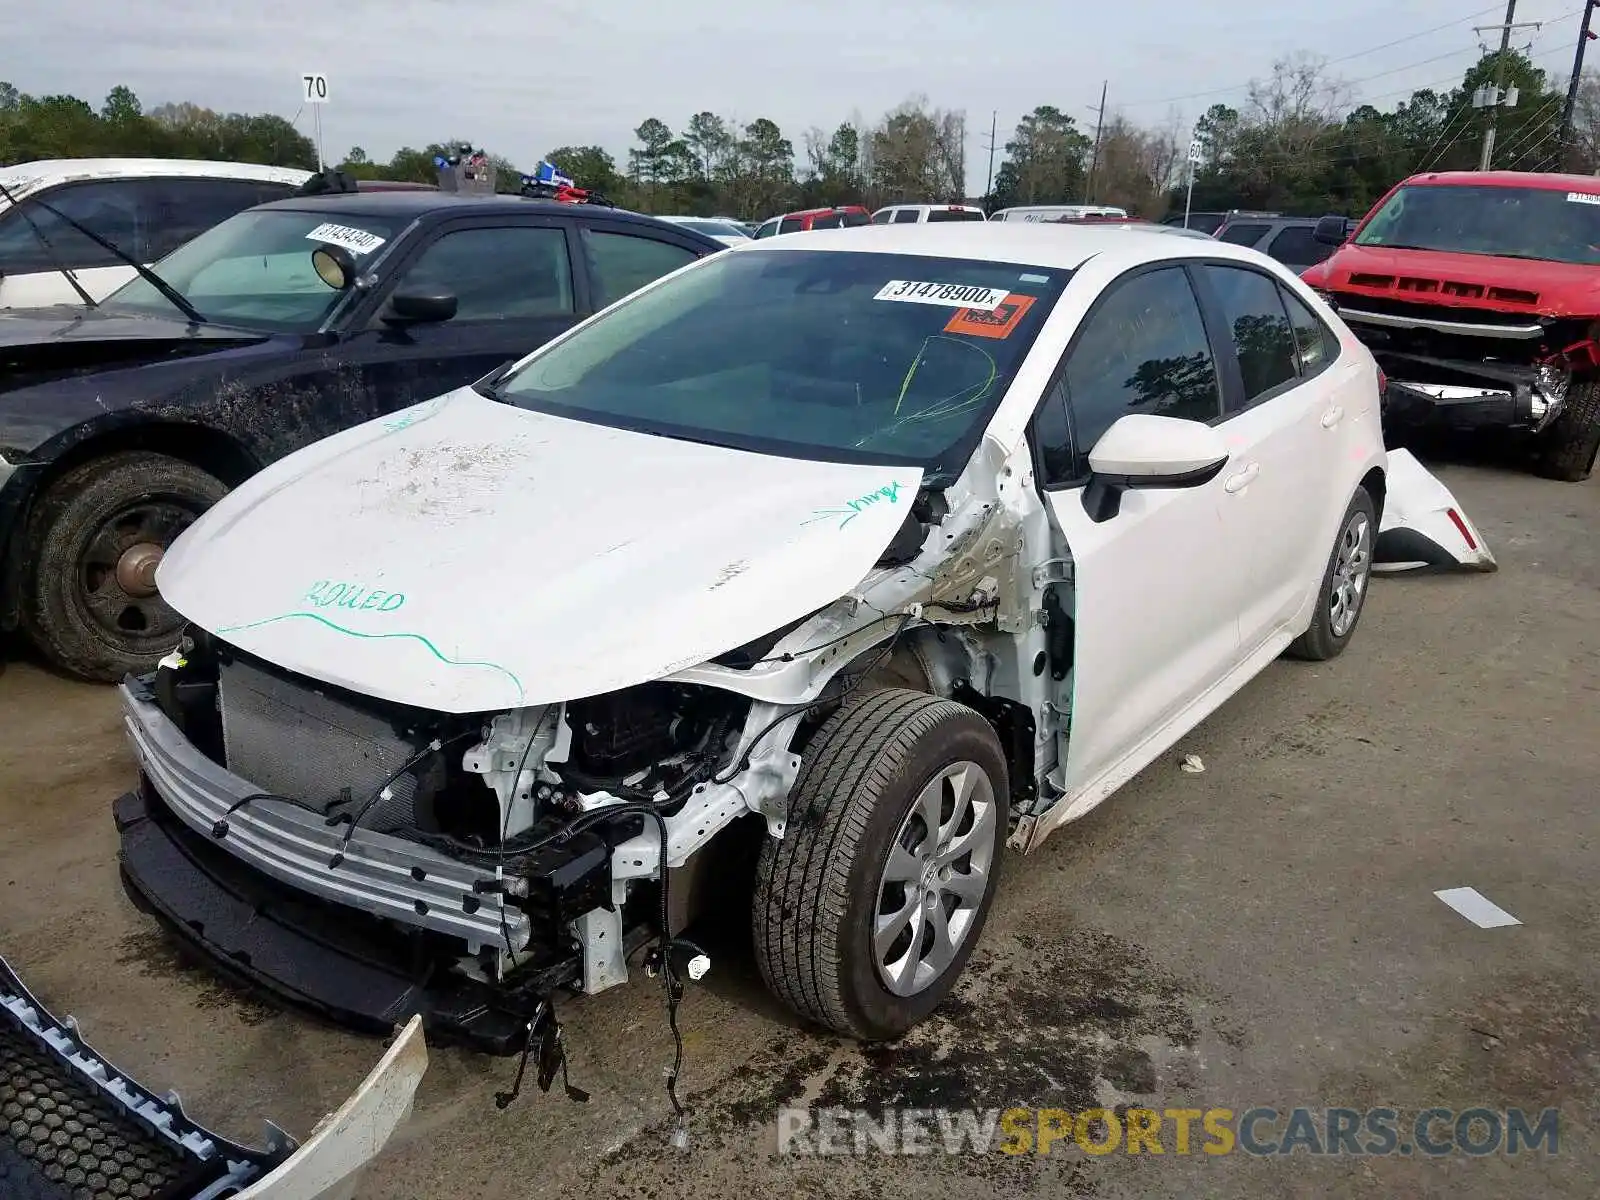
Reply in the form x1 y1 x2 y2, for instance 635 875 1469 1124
753 206 872 238
1303 170 1600 481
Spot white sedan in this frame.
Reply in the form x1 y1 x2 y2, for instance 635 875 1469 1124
655 215 753 246
126 223 1485 1056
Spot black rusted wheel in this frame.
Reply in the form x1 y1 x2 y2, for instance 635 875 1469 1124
23 451 227 681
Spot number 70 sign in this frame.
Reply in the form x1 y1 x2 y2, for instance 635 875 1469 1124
301 73 330 104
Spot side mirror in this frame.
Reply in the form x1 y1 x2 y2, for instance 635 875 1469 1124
384 288 458 324
1081 414 1230 523
1313 214 1353 246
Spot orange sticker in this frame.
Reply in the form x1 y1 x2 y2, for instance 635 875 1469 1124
944 292 1036 339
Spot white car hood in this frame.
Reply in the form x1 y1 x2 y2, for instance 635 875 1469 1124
158 388 922 712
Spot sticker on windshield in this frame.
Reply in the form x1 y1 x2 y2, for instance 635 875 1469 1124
305 222 387 254
1568 192 1600 205
875 280 1010 310
944 293 1036 340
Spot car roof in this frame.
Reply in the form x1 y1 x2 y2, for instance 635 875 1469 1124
726 221 1274 271
0 158 311 196
253 190 712 233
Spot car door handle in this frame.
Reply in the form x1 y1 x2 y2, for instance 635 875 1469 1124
1223 463 1260 493
1321 405 1345 428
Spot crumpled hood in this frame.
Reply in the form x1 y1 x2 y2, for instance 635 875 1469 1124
158 387 923 713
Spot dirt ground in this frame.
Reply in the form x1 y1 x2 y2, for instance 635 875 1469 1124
1 458 1596 1198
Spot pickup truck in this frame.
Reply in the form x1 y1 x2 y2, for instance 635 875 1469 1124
1302 170 1600 482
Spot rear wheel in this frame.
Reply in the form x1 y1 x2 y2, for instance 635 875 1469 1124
23 451 227 681
1532 377 1600 483
752 688 1009 1040
1288 487 1376 662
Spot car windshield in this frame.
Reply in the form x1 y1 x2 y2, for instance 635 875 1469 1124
102 208 397 330
493 248 1068 478
1354 184 1600 265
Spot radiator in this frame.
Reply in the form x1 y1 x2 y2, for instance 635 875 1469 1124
217 658 419 832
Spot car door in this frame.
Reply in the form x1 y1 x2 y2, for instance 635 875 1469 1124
575 220 714 311
1190 261 1340 646
1032 264 1244 799
0 179 146 306
346 215 584 415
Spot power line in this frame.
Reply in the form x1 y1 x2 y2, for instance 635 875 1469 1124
1119 3 1510 109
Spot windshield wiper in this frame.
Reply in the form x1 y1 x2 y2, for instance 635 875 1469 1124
0 181 96 308
0 181 207 325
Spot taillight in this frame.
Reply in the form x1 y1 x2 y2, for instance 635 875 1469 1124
1376 366 1388 393
1446 508 1477 550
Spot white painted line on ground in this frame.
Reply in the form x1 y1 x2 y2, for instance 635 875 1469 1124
1434 887 1522 929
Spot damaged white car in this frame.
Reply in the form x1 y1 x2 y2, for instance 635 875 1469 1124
115 224 1481 1078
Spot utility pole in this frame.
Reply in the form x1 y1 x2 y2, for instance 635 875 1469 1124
1475 1 1542 169
983 110 998 202
1560 0 1600 168
1085 81 1108 204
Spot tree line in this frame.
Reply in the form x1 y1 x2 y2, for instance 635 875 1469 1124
7 47 1600 223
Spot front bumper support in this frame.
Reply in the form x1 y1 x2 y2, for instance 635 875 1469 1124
116 785 569 1054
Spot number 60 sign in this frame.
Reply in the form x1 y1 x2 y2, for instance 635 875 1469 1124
301 73 330 104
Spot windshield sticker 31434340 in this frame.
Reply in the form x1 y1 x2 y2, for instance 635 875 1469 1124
305 223 387 254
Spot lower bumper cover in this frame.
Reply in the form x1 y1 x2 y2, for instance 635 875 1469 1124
116 786 562 1055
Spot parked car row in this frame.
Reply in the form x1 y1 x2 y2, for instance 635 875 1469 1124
0 174 728 680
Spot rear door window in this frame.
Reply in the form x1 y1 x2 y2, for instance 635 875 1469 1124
1200 264 1298 409
1280 286 1341 377
1266 225 1334 268
582 227 701 309
1217 222 1271 247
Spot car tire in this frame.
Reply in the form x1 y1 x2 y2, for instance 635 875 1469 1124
1287 486 1377 663
1532 377 1600 483
23 451 228 682
752 687 1009 1040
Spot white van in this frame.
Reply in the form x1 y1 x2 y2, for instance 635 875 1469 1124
989 204 1128 222
870 203 987 224
0 159 311 309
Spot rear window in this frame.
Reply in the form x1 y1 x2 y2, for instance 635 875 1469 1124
927 209 986 223
496 248 1070 478
1217 223 1271 247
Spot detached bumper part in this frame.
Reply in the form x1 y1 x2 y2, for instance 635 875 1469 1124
1 952 424 1200
1374 448 1498 574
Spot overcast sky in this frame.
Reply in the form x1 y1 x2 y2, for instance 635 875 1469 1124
10 0 1591 192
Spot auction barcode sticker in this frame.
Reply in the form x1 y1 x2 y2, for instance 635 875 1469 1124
305 222 387 254
874 280 1011 310
1567 192 1600 205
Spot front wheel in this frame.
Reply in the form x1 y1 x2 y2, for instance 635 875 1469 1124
1287 487 1376 662
23 451 228 681
752 688 1009 1040
1532 377 1600 483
